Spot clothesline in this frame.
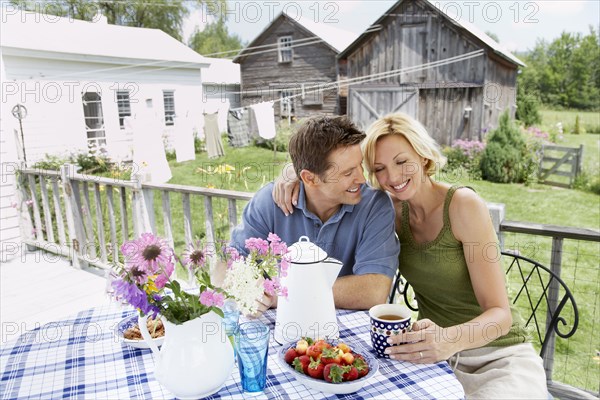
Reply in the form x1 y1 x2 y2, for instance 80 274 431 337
226 50 485 110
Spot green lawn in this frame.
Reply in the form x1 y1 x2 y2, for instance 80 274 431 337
539 108 600 134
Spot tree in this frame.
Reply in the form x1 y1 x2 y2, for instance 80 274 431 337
10 0 224 42
517 28 600 110
485 31 500 43
188 15 244 57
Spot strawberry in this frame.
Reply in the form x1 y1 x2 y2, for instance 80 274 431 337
320 347 342 365
284 348 298 365
292 355 310 375
337 342 351 353
313 339 331 352
341 351 354 365
353 356 370 378
306 357 325 380
295 339 309 355
323 363 346 383
342 366 359 381
306 345 322 360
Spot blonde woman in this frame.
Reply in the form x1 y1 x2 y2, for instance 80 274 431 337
273 113 548 399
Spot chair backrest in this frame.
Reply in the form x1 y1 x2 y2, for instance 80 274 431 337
388 251 579 359
503 251 579 359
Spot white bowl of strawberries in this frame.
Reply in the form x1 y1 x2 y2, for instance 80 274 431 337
277 337 379 394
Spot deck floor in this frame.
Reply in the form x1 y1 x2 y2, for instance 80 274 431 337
1 249 109 344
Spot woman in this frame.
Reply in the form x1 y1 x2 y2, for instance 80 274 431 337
274 113 548 399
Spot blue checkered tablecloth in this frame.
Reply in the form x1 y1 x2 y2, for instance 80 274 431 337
1 304 465 399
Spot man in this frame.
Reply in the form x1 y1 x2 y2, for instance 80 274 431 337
230 116 399 314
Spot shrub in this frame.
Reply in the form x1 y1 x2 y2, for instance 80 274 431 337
480 111 533 183
516 91 542 127
442 139 485 180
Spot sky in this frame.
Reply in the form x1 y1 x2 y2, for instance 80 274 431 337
183 0 600 54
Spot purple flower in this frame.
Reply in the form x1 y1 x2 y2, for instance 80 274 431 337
112 279 158 316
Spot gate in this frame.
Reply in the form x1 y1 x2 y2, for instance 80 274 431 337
539 144 584 188
347 86 418 131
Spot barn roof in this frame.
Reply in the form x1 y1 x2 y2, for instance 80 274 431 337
338 0 525 67
232 10 358 63
0 11 210 68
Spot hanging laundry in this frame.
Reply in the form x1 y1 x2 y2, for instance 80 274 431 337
173 115 196 163
250 102 276 140
126 113 172 184
227 109 251 147
204 112 225 159
247 105 259 139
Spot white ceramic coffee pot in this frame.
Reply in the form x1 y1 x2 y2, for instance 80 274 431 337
274 236 342 344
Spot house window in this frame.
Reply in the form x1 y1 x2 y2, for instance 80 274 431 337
116 90 131 129
278 36 293 63
82 92 106 149
280 90 295 117
163 90 175 126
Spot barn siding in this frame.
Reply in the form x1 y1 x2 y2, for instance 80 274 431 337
238 16 339 118
342 0 519 144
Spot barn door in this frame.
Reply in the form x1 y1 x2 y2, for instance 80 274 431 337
347 86 418 130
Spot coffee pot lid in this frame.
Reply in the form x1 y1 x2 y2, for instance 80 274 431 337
288 236 328 264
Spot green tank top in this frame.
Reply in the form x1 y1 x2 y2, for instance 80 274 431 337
398 185 529 347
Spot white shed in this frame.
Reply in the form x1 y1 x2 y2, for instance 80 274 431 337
0 11 210 260
1 11 210 164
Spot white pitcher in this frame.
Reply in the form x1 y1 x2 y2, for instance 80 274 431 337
139 311 234 399
274 236 342 344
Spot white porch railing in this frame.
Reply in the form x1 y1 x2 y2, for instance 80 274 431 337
13 165 600 398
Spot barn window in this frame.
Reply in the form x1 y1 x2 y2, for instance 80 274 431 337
163 90 176 126
278 36 293 63
280 90 295 116
116 90 131 129
302 83 323 106
82 92 106 149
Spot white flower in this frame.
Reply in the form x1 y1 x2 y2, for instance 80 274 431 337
222 259 265 315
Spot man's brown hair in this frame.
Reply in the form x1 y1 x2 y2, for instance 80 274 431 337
288 116 365 178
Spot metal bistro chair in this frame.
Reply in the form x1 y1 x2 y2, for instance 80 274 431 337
388 251 585 399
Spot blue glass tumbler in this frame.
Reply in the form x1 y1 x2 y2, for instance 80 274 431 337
234 321 270 395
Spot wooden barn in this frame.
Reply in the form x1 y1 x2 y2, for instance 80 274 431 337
233 11 356 119
338 0 524 145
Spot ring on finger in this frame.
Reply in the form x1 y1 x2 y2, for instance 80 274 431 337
419 351 423 359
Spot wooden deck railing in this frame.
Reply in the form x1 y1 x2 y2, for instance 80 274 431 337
15 165 600 398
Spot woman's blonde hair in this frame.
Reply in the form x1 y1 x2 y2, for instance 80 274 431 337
362 113 447 189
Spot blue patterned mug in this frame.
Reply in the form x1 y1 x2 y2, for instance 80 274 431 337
368 304 412 358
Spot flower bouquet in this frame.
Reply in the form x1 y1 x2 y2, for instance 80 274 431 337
111 232 291 324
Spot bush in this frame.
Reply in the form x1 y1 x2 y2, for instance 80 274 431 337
442 139 485 180
516 91 542 127
480 111 533 183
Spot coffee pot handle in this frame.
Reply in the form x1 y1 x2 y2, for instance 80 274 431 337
138 315 161 356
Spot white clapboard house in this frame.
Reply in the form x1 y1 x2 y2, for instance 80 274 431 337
0 11 214 260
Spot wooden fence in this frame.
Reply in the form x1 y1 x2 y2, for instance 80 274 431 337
539 144 584 188
14 165 600 397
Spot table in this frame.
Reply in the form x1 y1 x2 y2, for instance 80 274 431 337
1 304 465 399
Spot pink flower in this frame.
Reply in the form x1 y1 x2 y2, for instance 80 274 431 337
182 240 212 272
224 247 241 268
245 237 269 255
121 233 174 283
25 199 33 207
200 289 225 308
10 201 17 209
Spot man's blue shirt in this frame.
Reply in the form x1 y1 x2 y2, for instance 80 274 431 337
230 182 399 278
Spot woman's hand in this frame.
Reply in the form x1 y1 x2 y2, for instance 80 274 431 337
384 319 460 364
272 164 300 216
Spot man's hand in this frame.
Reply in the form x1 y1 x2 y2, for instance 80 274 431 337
248 292 278 318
